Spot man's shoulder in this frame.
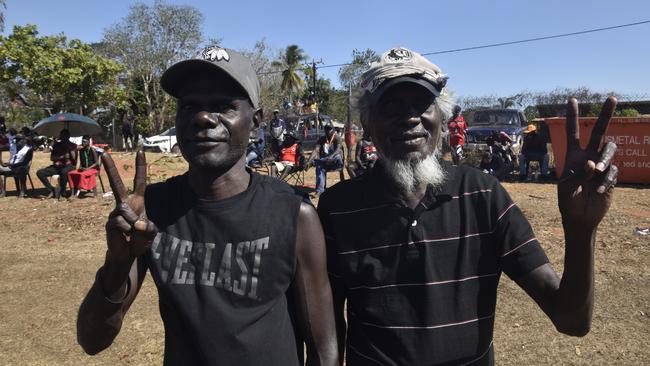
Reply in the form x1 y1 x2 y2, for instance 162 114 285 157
318 174 369 210
255 172 308 201
145 174 186 200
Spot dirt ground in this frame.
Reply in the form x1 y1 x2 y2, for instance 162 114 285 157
0 151 648 365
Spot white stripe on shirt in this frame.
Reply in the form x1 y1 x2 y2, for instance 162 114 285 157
349 273 499 291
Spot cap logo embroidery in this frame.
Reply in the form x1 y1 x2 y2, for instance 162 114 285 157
386 48 412 62
199 46 230 62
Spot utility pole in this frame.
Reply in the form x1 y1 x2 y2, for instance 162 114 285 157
345 83 353 163
311 60 319 129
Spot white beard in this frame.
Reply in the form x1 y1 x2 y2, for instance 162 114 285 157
381 153 446 193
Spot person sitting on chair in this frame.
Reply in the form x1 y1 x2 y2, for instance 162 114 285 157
0 124 8 164
348 132 378 178
0 134 33 197
245 126 265 167
36 129 78 199
67 135 100 198
519 124 549 181
269 109 285 157
270 131 302 180
478 151 503 179
307 125 343 195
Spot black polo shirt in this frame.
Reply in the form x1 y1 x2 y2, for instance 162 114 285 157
317 160 549 365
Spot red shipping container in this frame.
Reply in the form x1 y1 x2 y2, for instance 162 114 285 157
545 117 650 184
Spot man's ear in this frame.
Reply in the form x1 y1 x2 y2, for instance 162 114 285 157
252 108 263 128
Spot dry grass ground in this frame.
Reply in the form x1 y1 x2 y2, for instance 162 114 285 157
0 151 648 365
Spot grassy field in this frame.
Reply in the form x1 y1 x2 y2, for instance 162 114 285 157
0 151 648 365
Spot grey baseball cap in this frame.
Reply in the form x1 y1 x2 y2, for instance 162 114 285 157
360 47 448 100
161 46 261 109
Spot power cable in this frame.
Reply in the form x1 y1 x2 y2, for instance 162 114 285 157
258 20 650 76
421 20 650 56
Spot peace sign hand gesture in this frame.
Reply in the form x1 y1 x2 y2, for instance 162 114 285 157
103 151 158 266
558 97 618 229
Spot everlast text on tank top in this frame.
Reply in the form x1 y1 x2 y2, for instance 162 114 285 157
142 172 304 366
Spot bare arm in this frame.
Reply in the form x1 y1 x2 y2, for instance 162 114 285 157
307 143 321 167
354 141 363 167
291 202 339 366
516 97 618 336
77 257 146 354
77 151 158 354
86 148 99 170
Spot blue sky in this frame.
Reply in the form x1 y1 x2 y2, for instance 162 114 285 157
4 0 650 99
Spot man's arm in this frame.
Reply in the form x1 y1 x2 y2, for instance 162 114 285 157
86 148 99 170
514 232 594 336
291 202 339 366
306 143 321 167
77 151 157 354
332 135 343 157
77 257 146 354
514 97 618 337
50 143 60 162
354 141 363 167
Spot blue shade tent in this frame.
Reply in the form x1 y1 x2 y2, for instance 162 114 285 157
34 113 102 137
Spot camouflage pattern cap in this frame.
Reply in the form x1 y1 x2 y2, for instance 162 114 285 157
360 47 448 99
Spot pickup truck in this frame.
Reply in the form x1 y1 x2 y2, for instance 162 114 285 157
464 109 528 154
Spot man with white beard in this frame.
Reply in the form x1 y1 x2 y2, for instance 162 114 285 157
316 47 618 365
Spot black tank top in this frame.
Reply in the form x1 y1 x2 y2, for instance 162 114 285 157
143 172 303 366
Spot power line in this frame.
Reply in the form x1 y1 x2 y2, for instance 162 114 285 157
421 20 650 56
258 20 650 76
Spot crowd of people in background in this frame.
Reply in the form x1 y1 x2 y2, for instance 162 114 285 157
0 99 552 200
0 120 103 199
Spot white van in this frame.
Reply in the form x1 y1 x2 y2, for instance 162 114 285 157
142 127 179 153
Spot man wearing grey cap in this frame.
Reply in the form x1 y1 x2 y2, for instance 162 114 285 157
317 47 618 365
77 46 338 366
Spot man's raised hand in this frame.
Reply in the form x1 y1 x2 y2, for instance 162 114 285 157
558 97 618 229
103 150 157 265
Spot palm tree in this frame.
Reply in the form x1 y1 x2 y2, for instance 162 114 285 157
272 45 307 100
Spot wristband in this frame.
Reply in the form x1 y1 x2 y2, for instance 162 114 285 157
96 267 131 304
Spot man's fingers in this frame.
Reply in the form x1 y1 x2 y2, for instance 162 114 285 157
588 96 617 151
565 97 580 149
133 218 158 234
102 153 128 203
107 215 132 233
584 160 596 182
134 150 147 197
596 141 617 172
116 202 140 225
597 164 618 194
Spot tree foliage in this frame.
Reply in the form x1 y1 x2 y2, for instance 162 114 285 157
239 39 284 116
0 24 124 126
338 48 379 88
272 45 307 99
99 0 203 133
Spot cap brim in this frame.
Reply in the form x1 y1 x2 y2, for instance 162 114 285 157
371 76 440 102
161 59 245 99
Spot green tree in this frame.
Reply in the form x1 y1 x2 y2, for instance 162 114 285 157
0 25 125 126
272 45 307 100
100 0 204 133
239 39 284 116
616 108 639 117
0 0 6 32
338 48 379 88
